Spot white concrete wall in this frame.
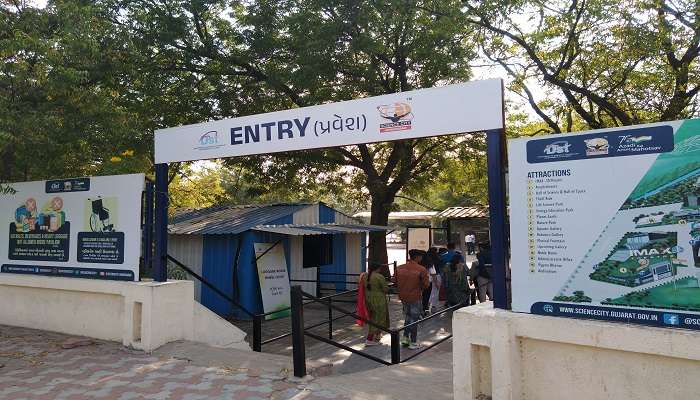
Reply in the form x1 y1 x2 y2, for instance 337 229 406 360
168 234 204 301
453 303 700 400
0 274 249 352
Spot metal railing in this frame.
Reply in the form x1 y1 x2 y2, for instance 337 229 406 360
166 254 387 352
289 284 466 377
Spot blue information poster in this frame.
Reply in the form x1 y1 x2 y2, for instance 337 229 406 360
509 120 700 330
1 174 143 281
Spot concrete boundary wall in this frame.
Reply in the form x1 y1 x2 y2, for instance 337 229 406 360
0 274 248 352
454 303 700 400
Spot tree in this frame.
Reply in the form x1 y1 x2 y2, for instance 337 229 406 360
462 0 700 131
0 0 148 181
110 0 479 263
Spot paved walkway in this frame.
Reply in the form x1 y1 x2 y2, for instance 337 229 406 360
315 343 454 400
0 325 347 400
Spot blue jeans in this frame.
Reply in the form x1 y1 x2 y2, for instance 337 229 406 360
402 301 422 343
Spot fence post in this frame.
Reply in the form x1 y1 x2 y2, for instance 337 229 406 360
143 181 154 272
315 267 321 297
486 128 509 309
153 163 168 282
390 331 401 364
252 314 262 352
328 297 333 340
291 285 306 377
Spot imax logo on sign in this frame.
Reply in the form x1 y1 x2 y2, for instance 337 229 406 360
630 248 674 257
543 141 571 155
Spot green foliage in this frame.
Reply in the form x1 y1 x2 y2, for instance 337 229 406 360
0 1 148 181
465 0 700 131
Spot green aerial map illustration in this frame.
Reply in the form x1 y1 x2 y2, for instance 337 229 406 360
556 120 700 312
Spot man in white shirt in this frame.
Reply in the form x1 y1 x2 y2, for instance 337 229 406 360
465 233 476 255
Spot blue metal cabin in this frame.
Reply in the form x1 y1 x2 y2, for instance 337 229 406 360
168 203 378 318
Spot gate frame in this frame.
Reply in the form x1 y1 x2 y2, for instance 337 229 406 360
151 84 510 310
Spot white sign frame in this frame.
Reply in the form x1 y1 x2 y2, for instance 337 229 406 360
0 174 144 281
154 79 504 163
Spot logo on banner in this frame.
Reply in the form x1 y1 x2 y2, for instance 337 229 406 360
543 304 554 313
617 134 666 154
584 138 609 156
195 130 224 151
378 102 413 133
543 141 571 155
663 313 680 326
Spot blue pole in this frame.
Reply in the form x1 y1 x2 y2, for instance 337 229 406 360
143 181 154 273
486 129 509 309
154 163 169 282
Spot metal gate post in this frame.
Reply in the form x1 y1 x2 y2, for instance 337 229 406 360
153 163 169 282
390 331 401 364
290 285 306 377
143 181 154 272
486 129 509 309
252 314 262 352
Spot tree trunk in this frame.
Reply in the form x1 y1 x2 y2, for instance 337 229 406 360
368 191 394 266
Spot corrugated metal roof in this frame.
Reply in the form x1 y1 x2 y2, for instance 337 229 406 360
254 223 389 236
169 204 311 235
435 206 489 219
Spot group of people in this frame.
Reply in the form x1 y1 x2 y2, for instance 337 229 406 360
358 241 493 350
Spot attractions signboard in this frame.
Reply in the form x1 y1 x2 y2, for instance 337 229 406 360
0 174 144 281
154 79 504 163
254 242 292 319
510 119 700 330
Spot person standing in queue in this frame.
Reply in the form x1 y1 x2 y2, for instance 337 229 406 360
362 262 389 346
474 242 493 302
396 249 429 350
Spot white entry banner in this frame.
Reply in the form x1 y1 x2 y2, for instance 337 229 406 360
254 242 291 319
0 174 144 281
154 79 504 163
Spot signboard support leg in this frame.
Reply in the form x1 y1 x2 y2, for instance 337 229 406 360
154 163 169 282
143 181 154 272
486 129 509 310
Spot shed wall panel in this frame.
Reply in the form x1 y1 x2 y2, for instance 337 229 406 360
319 204 336 224
344 233 364 289
201 235 239 317
292 204 319 224
168 234 204 301
334 212 357 224
289 236 316 294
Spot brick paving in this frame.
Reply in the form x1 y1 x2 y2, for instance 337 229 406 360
0 325 348 400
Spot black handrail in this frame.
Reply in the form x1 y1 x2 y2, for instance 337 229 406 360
304 331 392 366
300 290 394 334
167 255 255 318
290 284 466 377
167 253 357 352
395 301 466 331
